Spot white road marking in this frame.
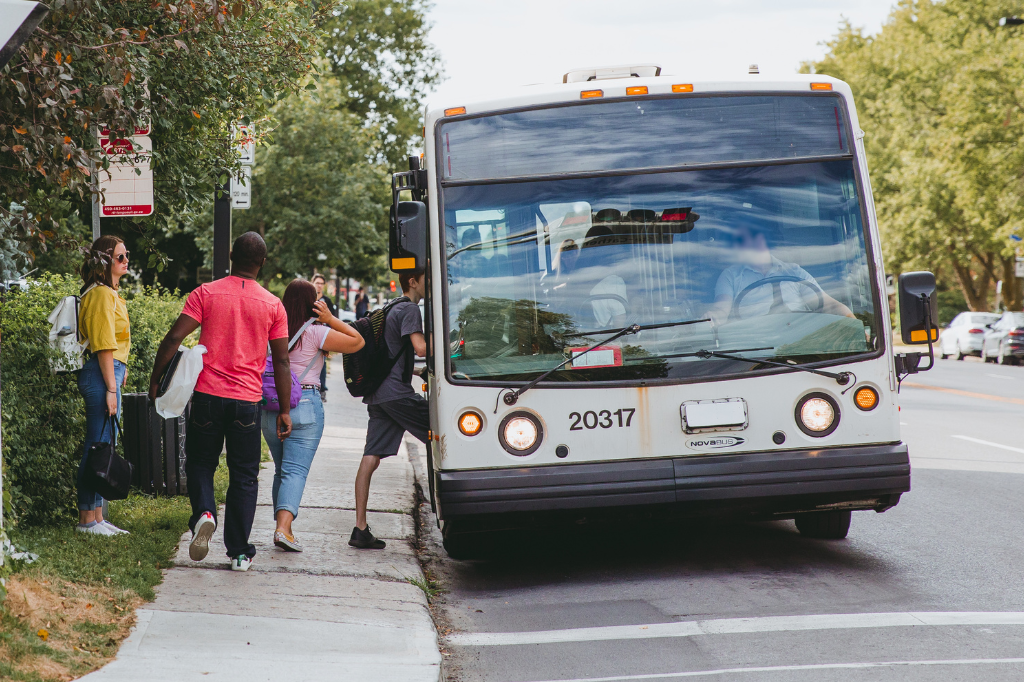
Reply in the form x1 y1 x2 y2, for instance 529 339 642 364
986 373 1012 380
448 612 1024 647
900 421 908 426
515 658 1024 682
952 435 1024 456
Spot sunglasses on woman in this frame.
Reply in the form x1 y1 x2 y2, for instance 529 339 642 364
115 251 130 263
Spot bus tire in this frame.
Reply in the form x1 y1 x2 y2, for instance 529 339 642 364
441 522 482 560
795 510 851 539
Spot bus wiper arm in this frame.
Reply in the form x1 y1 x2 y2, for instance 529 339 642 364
498 322 644 410
694 349 852 385
563 318 711 337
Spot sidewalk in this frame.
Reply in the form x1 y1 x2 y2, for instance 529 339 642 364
81 357 442 682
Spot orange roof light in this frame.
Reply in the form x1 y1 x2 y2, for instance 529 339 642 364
444 106 467 116
810 83 833 91
672 84 694 93
626 86 648 96
580 89 604 99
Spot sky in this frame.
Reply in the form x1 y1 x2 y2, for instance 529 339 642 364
423 0 896 108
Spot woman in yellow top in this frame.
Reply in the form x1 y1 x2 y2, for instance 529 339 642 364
76 235 132 536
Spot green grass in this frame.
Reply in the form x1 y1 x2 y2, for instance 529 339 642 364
407 574 443 602
10 455 231 601
1 456 237 681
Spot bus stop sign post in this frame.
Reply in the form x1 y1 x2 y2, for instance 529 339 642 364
213 182 231 280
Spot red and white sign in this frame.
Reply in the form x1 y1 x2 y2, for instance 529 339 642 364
569 345 623 369
98 134 153 217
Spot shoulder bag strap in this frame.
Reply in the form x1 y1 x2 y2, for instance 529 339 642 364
287 317 317 351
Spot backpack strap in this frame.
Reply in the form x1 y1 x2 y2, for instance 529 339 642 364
266 316 318 355
288 317 317 351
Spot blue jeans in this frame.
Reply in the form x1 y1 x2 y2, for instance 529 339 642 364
76 355 126 511
261 388 324 518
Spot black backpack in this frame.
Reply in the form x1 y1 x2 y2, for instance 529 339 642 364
342 296 413 397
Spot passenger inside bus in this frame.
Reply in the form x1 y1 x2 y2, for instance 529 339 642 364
706 223 854 327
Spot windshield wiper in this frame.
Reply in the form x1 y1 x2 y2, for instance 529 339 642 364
693 349 852 385
498 318 710 409
562 318 711 338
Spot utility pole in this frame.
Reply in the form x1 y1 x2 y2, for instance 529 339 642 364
213 181 231 280
90 137 100 241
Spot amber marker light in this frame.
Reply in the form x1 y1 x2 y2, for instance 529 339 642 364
626 86 648 96
458 411 483 436
672 84 694 93
810 83 833 91
444 106 467 116
580 89 604 99
854 386 879 411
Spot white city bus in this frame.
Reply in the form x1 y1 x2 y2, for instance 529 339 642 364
389 65 938 558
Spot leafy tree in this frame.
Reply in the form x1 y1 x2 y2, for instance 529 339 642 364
322 0 443 166
804 0 1024 311
233 77 390 283
0 0 327 272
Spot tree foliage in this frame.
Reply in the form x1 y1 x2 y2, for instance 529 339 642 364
0 0 327 271
804 0 1024 311
233 78 390 282
322 0 443 166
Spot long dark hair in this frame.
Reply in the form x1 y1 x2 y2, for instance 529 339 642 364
80 235 124 294
283 279 318 342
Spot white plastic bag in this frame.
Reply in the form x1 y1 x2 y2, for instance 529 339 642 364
155 344 207 419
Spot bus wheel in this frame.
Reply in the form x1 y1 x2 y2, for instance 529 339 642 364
795 510 851 539
442 522 483 560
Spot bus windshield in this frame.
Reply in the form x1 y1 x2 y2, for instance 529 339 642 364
441 100 878 385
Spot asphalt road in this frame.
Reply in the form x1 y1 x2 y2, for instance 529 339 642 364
426 354 1024 682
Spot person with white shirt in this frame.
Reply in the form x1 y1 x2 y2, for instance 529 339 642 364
708 224 854 326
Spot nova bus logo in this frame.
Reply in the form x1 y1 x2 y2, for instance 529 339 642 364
685 436 745 450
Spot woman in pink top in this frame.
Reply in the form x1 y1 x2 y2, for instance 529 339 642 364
261 279 364 551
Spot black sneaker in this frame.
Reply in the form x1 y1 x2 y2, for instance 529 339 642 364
349 525 386 549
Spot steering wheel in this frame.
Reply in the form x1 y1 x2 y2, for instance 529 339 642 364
577 293 629 327
730 275 824 321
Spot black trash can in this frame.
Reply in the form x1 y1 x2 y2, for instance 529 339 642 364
122 393 188 495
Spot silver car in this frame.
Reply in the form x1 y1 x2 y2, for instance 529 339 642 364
939 311 1000 360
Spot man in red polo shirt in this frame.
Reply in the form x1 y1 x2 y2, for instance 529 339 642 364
149 232 292 572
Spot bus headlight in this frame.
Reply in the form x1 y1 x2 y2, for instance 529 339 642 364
458 411 483 436
795 393 840 437
499 411 543 456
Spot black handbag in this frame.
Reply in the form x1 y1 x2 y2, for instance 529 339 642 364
85 417 133 501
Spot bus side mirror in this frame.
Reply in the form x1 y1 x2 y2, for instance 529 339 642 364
390 201 427 272
898 271 938 345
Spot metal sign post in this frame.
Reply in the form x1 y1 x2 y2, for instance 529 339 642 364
213 182 232 280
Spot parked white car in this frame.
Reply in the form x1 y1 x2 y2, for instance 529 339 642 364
939 311 1000 359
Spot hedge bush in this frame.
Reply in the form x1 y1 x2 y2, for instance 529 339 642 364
1 275 186 527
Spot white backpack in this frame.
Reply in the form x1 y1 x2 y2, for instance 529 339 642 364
47 284 97 375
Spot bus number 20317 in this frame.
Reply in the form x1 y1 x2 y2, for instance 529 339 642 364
569 409 635 431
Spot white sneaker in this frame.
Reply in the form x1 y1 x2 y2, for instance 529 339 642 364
231 555 254 572
101 521 130 535
76 522 115 536
190 512 217 561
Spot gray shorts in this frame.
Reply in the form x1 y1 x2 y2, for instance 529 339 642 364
363 395 430 458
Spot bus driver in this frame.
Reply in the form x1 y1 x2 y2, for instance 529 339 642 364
707 223 854 327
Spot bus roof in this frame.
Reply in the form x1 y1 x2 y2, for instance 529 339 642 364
425 73 860 135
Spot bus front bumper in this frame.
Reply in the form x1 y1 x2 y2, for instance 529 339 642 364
436 443 910 519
